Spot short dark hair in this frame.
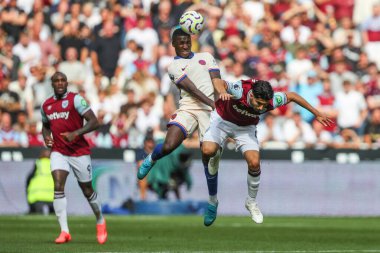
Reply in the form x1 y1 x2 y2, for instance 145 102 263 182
252 80 274 100
171 26 190 41
51 72 67 82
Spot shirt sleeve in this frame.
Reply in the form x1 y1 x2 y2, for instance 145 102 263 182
40 106 48 123
206 53 220 72
272 92 288 108
74 94 91 116
168 64 187 85
225 80 243 99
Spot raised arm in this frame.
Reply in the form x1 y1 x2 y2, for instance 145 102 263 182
285 91 334 127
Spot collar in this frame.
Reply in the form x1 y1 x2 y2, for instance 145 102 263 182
247 90 253 107
54 92 68 100
174 52 194 60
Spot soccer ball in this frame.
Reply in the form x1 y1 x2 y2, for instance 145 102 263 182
179 11 204 35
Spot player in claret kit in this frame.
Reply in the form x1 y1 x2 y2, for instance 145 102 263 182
41 72 107 244
137 26 230 180
202 79 333 226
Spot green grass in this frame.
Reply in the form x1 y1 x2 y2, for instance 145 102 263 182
0 215 380 253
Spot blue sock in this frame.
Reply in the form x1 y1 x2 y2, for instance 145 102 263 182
204 165 218 196
151 143 164 161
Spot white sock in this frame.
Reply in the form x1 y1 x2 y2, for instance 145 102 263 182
53 191 69 233
247 173 260 201
87 192 104 224
209 195 218 205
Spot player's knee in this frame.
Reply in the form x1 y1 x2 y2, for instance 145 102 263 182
247 160 260 172
202 144 217 158
82 187 94 199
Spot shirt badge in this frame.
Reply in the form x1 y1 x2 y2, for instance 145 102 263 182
62 100 69 108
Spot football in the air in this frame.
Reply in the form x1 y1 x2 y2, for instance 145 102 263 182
179 11 204 35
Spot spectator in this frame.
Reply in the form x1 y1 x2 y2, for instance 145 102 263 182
1 0 28 42
58 47 86 92
0 37 21 81
91 20 121 79
0 111 26 147
334 80 368 133
283 112 317 148
361 3 380 68
12 30 42 76
0 75 22 122
135 133 155 200
363 107 380 148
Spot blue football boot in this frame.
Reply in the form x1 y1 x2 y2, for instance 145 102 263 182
137 154 155 180
204 202 218 226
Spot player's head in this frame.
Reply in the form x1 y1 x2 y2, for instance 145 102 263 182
249 80 274 113
51 71 68 98
171 26 192 58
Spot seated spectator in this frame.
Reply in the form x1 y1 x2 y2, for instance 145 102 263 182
334 80 368 133
283 112 317 148
26 119 44 147
363 107 380 149
257 114 287 149
332 128 361 149
312 119 334 149
0 111 27 147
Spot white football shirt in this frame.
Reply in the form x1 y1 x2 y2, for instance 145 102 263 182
168 52 219 110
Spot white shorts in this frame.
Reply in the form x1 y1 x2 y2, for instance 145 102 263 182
168 109 211 142
50 152 92 182
203 111 259 153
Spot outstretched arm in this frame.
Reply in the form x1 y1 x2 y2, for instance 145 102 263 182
285 92 334 127
177 77 215 109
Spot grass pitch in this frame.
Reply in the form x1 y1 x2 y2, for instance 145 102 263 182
0 215 380 253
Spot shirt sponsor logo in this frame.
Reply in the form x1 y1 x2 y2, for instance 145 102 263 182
62 100 69 108
232 104 258 118
46 111 70 120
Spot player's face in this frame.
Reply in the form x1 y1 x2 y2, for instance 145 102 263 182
173 35 192 58
52 75 68 97
250 96 269 114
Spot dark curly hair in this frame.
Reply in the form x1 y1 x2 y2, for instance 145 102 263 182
171 25 190 41
252 80 274 101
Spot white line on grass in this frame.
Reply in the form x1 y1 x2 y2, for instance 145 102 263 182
83 250 380 253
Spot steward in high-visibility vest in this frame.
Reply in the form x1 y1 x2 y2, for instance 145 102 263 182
27 156 54 205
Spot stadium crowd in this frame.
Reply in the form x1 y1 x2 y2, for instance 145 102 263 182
0 0 380 150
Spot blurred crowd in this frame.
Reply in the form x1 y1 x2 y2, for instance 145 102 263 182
0 0 380 150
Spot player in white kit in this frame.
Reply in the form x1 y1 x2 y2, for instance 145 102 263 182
137 26 230 191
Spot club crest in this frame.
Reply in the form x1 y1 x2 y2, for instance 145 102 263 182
62 100 69 108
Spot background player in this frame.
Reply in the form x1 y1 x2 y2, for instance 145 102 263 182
137 27 230 180
202 79 333 226
41 72 107 244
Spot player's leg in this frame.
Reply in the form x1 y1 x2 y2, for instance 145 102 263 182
200 111 228 226
235 126 263 224
70 155 107 244
50 152 71 244
138 110 196 180
243 150 263 223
